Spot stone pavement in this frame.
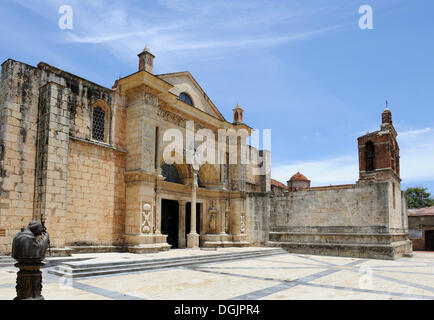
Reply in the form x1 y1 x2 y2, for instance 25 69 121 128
0 249 433 300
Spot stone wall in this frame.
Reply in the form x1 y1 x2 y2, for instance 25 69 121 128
270 183 389 231
247 192 270 246
0 59 125 254
66 140 125 247
248 179 412 259
0 60 40 254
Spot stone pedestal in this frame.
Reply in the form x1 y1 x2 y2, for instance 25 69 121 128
187 233 200 249
125 234 170 253
14 259 45 300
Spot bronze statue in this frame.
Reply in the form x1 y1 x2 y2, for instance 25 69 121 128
12 221 50 300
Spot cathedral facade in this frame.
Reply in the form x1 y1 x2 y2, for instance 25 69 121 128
0 48 269 255
0 48 412 259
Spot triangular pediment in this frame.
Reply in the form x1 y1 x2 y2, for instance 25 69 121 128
157 71 225 121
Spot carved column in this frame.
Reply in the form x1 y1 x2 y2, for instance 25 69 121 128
225 200 230 234
187 172 200 248
14 259 45 300
178 201 187 248
209 201 217 234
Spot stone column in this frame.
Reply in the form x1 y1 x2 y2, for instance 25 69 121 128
154 183 162 234
178 201 187 248
187 172 200 248
218 201 226 235
231 198 241 241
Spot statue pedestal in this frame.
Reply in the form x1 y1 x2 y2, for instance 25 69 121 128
187 233 200 249
14 259 45 300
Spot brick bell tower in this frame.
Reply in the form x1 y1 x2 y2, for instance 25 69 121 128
357 106 400 182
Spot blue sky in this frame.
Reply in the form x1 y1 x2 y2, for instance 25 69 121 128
1 0 433 193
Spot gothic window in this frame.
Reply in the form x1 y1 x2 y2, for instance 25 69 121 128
365 141 375 172
179 92 194 106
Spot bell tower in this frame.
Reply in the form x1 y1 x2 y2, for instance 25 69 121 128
358 106 400 182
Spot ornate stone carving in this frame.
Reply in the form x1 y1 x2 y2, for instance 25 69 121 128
240 214 246 234
141 203 152 234
225 212 230 233
157 108 186 128
144 93 158 107
208 200 217 232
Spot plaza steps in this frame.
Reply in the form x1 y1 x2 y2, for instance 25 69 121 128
0 256 15 268
48 248 285 278
0 256 93 269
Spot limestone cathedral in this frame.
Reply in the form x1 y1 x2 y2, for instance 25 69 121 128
0 48 411 259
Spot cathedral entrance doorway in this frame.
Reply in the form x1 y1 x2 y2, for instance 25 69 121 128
161 199 179 249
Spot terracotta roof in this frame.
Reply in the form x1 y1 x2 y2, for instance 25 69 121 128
408 207 434 217
271 179 287 189
288 172 310 182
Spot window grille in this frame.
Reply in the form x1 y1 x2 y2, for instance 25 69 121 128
92 106 106 142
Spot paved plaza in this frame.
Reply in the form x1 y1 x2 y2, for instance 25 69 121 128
1 249 433 300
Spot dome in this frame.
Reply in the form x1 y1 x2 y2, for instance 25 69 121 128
289 172 309 182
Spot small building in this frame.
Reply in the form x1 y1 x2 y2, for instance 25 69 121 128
408 207 434 251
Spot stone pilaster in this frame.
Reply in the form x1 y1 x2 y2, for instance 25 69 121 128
230 196 249 246
217 200 225 235
33 82 71 255
123 87 169 253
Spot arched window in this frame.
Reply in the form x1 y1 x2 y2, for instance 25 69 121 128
161 164 182 184
365 141 375 172
91 102 110 143
92 106 106 142
179 92 194 106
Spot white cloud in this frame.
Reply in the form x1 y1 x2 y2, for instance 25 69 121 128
398 127 434 182
12 0 344 69
272 127 434 186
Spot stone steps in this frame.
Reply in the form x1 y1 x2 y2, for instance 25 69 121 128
48 248 285 278
269 231 409 245
0 256 92 268
268 240 413 260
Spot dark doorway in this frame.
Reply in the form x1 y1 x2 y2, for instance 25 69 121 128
426 230 434 251
186 202 201 237
161 199 179 248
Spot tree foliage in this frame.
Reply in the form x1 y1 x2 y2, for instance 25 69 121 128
405 187 434 209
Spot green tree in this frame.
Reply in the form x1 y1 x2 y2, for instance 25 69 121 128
405 187 434 209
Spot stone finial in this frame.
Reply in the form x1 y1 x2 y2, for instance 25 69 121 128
138 45 155 74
